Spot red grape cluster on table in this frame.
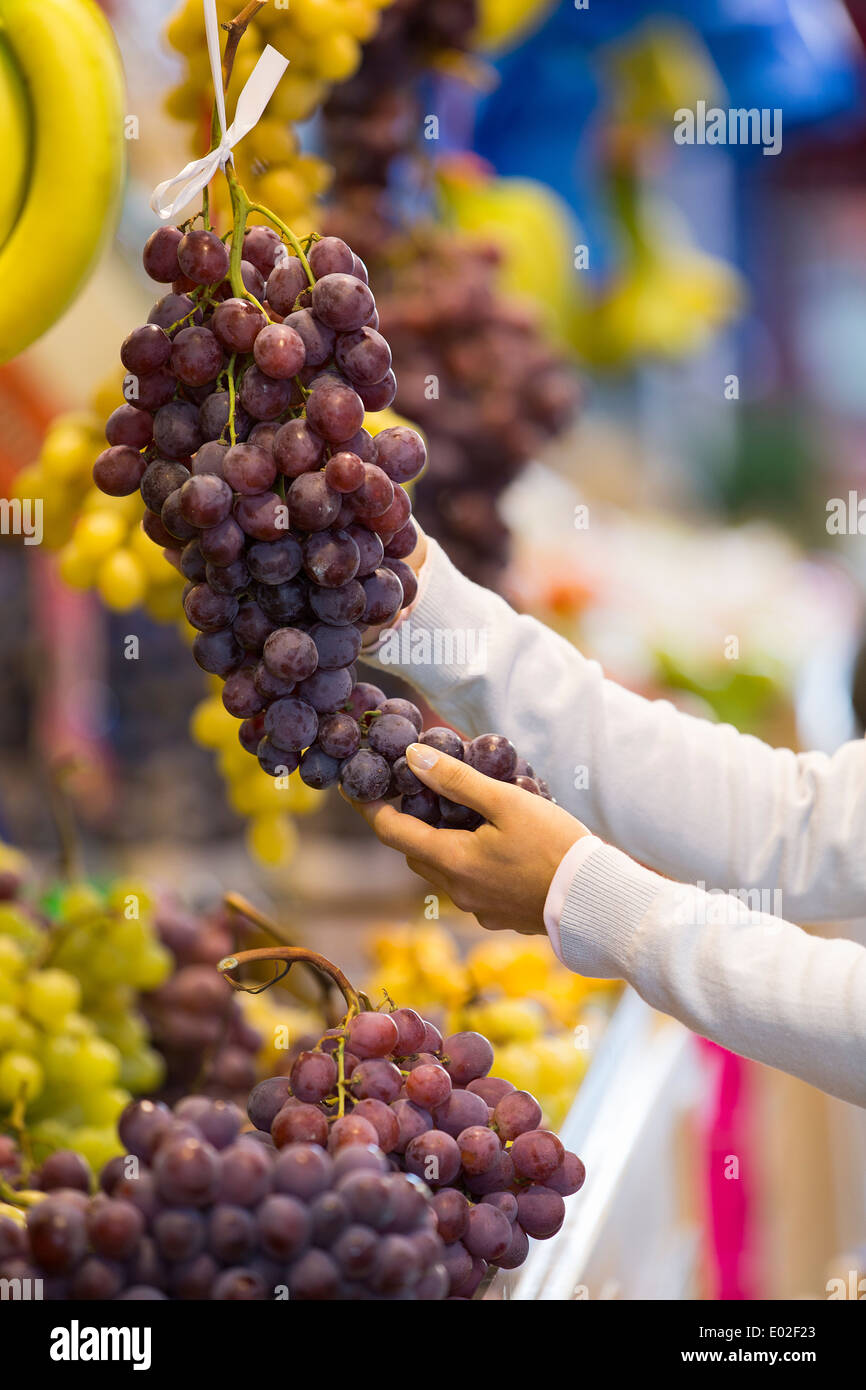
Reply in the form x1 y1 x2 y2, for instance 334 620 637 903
0 1006 584 1300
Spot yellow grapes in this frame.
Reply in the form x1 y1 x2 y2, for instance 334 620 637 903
162 0 392 231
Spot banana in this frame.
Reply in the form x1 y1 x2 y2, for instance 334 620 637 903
0 33 30 251
0 0 126 363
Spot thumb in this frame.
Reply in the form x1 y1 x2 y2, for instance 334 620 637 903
405 743 509 820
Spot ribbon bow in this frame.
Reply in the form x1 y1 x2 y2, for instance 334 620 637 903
151 0 288 221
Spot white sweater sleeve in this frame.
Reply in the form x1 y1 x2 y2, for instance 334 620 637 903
364 540 866 922
552 839 866 1109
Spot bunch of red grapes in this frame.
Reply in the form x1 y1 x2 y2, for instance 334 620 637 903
93 220 426 791
0 1006 584 1300
92 218 548 824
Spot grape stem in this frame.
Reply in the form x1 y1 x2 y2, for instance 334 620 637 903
218 943 363 1018
223 895 353 1017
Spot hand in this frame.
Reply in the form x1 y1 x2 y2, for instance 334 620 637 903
346 743 589 936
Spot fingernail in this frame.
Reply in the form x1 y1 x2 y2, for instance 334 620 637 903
407 743 438 770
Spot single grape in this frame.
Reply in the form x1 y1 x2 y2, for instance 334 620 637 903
405 1064 452 1110
143 225 182 282
306 380 365 445
356 371 396 412
335 326 392 386
272 1144 334 1201
309 578 366 626
303 529 360 588
253 323 306 378
93 445 147 497
374 426 427 484
140 459 190 512
510 1129 564 1184
309 622 362 672
345 682 386 720
121 323 172 375
466 734 518 781
404 1130 461 1187
339 748 390 802
183 583 238 633
332 1223 378 1279
433 1088 490 1139
327 1115 379 1153
234 491 288 541
264 696 318 752
299 746 341 789
312 273 375 331
153 400 202 459
273 417 324 478
271 1102 328 1150
492 1089 543 1141
244 225 287 278
346 1011 399 1060
367 713 417 762
547 1151 586 1197
515 1185 566 1240
316 710 361 759
350 1099 399 1153
86 1197 145 1260
286 472 341 531
218 445 275 500
246 528 303 578
257 1194 311 1260
309 236 354 277
105 403 153 449
171 325 224 386
463 1203 512 1261
27 1196 88 1273
287 1248 340 1300
211 297 267 353
467 1076 515 1107
147 291 200 336
296 666 353 715
265 259 310 316
239 366 294 420
177 228 230 285
231 600 272 653
350 1058 403 1104
457 1125 501 1177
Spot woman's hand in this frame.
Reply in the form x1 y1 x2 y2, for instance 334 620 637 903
346 743 589 935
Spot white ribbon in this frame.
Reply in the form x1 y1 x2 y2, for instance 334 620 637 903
151 0 289 220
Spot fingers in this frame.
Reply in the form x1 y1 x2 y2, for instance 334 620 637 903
348 797 442 859
405 745 509 820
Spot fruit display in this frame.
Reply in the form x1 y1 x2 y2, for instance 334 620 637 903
0 847 170 1174
366 924 619 1127
0 0 126 362
0 943 586 1299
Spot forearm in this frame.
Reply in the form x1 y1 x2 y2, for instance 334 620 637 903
552 840 866 1109
364 540 866 920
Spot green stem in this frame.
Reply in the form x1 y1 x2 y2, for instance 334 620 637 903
226 353 238 446
246 199 315 286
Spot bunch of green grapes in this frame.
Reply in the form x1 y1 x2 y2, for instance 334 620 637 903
164 0 392 232
0 852 170 1173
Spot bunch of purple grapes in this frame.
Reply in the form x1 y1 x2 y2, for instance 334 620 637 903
254 1008 585 1297
0 1097 448 1300
336 679 553 824
141 902 261 1103
0 1010 585 1300
322 0 479 190
93 220 426 787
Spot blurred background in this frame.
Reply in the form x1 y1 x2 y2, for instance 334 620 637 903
3 0 866 1299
